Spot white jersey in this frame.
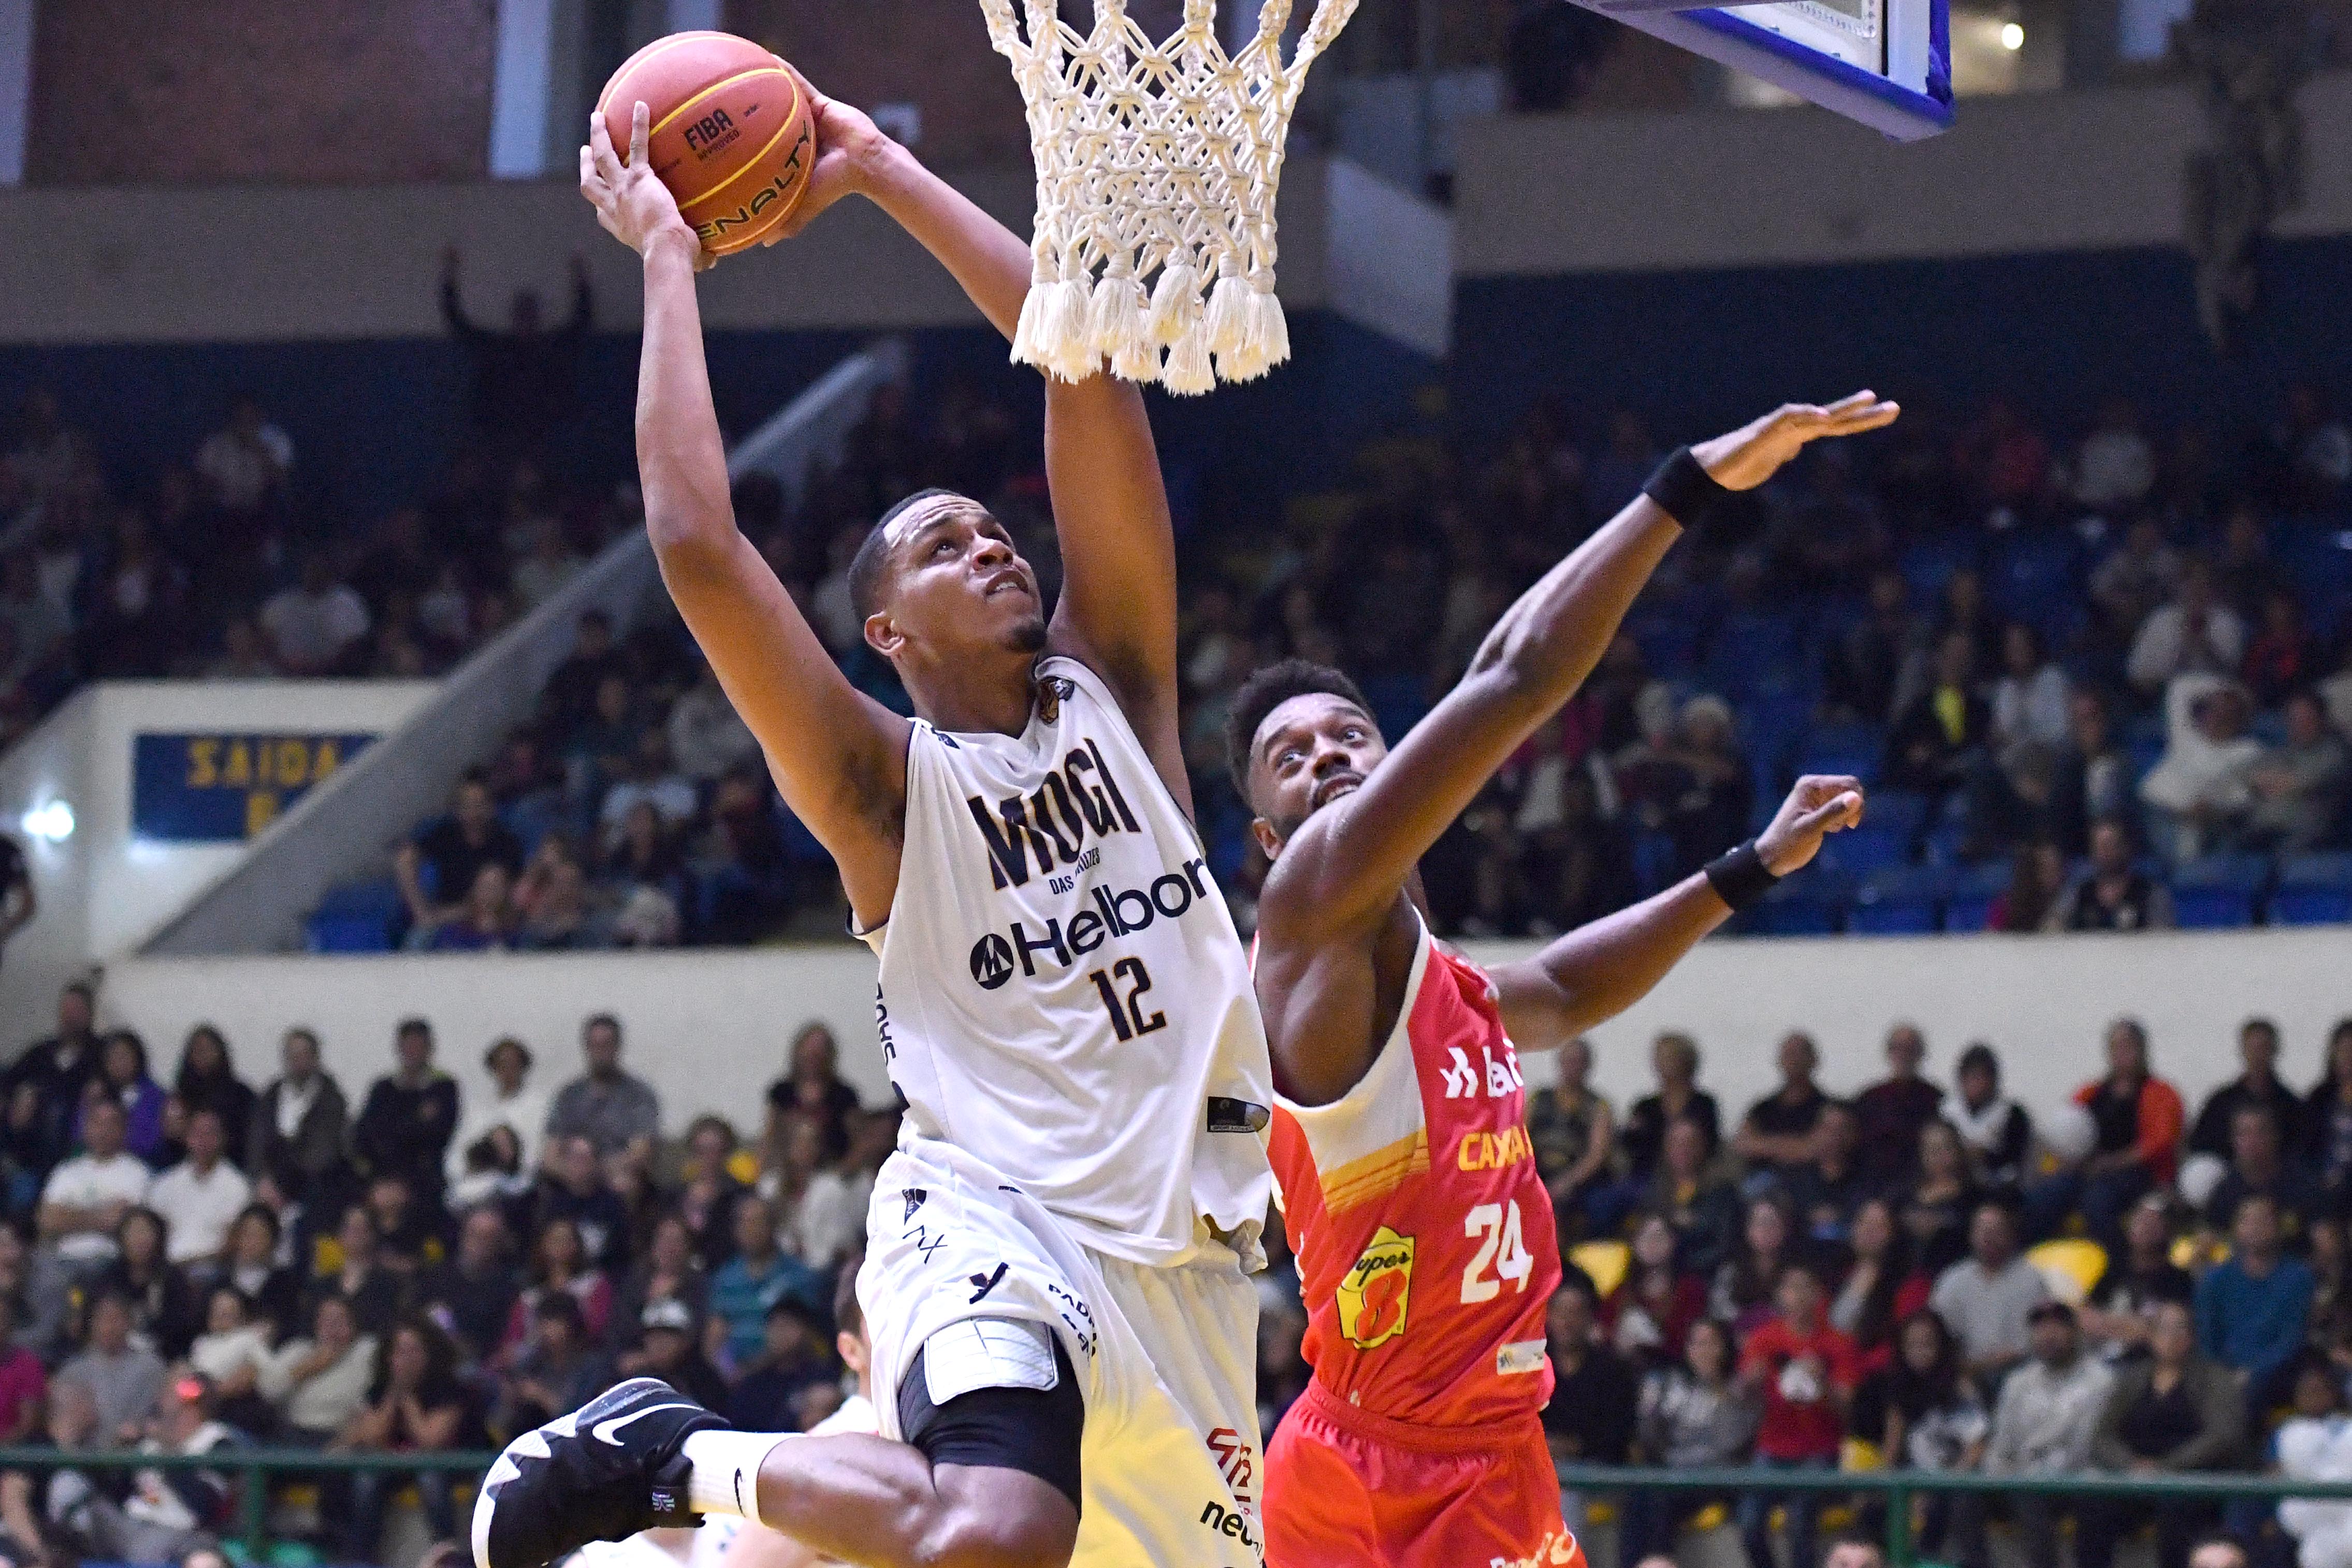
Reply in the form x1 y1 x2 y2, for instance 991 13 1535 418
861 655 1273 1266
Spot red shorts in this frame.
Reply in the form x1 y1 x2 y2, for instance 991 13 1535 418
1264 1381 1584 1568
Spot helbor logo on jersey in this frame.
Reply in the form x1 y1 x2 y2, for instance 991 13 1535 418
1335 1226 1415 1350
968 857 1213 990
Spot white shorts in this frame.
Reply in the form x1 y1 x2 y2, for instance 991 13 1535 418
856 1138 1264 1568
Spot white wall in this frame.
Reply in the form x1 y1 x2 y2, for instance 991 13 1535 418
0 681 434 1035
1455 69 2352 277
92 926 2350 1140
100 947 888 1135
0 156 1443 352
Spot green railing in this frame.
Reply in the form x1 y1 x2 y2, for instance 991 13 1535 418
0 1446 501 1558
1555 1465 2352 1568
21 1449 2352 1565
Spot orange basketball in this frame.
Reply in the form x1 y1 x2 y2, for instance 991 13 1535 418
597 32 814 257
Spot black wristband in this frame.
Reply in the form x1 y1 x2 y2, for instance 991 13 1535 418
1703 839 1779 912
1642 445 1735 531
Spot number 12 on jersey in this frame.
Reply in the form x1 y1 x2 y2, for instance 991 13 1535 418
1461 1199 1534 1303
1087 957 1167 1042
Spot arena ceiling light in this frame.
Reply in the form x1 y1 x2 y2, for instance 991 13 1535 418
20 800 72 844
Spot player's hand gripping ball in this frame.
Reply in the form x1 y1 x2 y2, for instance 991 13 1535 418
596 32 815 257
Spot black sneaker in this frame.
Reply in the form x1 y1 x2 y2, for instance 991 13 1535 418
471 1377 729 1568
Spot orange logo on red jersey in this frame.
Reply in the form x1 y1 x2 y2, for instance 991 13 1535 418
1456 1125 1534 1172
1334 1226 1415 1349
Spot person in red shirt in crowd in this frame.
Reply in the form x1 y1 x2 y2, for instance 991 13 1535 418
2024 1018 2185 1247
1737 1260 1860 1568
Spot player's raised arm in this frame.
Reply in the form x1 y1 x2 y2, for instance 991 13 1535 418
1261 394 1899 941
773 71 1186 806
582 105 911 924
1488 774 1864 1047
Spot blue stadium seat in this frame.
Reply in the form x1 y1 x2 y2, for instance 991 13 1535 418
308 878 401 953
1796 720 1880 785
1754 886 1842 936
1860 792 1929 841
1359 674 1428 742
1627 613 1701 677
501 790 566 856
1899 538 1977 602
1848 864 1952 934
1921 821 1975 868
2170 891 2255 928
2273 852 2352 925
2169 853 2270 930
1818 823 1911 877
1944 862 2014 933
1990 533 2080 618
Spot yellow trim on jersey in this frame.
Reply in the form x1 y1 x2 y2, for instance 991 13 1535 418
1318 1128 1431 1214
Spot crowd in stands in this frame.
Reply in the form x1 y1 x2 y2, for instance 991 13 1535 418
6 991 2352 1564
0 981 887 1566
1504 1011 2352 1568
0 253 621 754
298 367 2352 949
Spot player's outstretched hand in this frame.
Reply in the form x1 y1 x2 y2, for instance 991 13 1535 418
1756 774 1866 876
760 63 893 246
1692 391 1900 491
580 102 710 271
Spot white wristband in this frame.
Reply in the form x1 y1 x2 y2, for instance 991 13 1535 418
681 1430 795 1524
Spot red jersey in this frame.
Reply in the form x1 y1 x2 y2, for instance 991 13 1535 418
1267 922 1564 1428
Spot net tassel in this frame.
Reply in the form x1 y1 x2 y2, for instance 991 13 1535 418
1204 267 1250 358
1040 275 1098 383
1231 284 1288 382
1091 270 1158 384
1111 339 1164 383
1162 323 1215 396
1147 263 1199 347
1010 281 1048 372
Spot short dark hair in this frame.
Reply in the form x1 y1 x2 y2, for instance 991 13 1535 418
396 1017 432 1042
834 1261 863 1340
1222 658 1375 802
534 1291 587 1334
849 488 966 625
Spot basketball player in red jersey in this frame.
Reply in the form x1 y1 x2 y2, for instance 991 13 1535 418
1230 393 1898 1567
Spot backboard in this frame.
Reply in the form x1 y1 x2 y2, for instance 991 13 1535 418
1567 0 1954 138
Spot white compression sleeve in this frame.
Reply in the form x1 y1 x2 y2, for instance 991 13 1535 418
680 1430 795 1523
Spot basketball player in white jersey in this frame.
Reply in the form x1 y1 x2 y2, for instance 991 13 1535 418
476 71 1269 1568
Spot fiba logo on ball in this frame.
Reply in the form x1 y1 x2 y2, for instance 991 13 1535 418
680 110 741 159
1335 1226 1414 1351
969 932 1017 990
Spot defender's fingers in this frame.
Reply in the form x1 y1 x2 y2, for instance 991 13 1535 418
630 100 651 168
1831 399 1901 430
1798 791 1865 835
778 58 831 118
588 112 622 186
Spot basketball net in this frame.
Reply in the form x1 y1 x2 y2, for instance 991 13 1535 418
979 0 1360 393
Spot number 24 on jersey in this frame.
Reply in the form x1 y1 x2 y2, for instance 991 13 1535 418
1462 1199 1534 1303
